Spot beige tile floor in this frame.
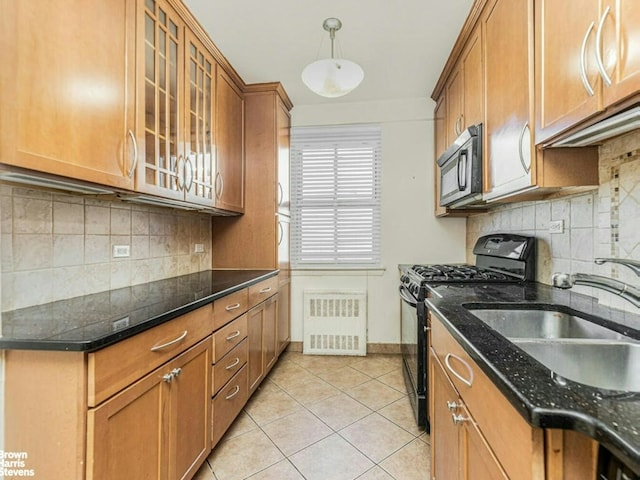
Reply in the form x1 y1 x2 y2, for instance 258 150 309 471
194 351 431 480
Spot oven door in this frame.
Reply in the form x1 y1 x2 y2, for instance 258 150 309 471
399 285 428 428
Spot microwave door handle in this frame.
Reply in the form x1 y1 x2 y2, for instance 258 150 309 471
457 150 468 191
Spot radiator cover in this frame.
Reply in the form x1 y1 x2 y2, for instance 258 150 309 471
303 290 367 356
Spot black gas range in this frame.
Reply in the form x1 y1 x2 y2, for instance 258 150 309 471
399 233 536 430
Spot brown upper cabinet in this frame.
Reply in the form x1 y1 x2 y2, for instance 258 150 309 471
432 0 601 210
1 0 246 214
482 0 534 200
1 0 137 190
214 68 245 213
535 0 640 144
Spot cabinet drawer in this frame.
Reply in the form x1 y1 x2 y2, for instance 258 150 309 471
88 306 213 407
212 365 248 447
213 314 247 362
248 276 278 307
213 288 249 330
213 338 248 395
430 314 540 480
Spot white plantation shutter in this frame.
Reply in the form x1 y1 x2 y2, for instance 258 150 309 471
291 124 382 268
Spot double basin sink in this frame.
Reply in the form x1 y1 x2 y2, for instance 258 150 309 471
465 305 640 392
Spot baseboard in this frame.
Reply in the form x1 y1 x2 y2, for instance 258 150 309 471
285 342 400 355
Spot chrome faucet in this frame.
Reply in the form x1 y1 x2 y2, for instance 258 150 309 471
552 265 640 309
594 257 640 277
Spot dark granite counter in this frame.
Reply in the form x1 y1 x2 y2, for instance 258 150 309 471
426 282 640 473
0 269 278 352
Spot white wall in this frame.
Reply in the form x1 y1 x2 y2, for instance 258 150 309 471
290 98 467 347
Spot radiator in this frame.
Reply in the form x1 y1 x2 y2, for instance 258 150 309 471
302 290 367 356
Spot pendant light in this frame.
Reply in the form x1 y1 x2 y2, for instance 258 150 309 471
301 18 364 98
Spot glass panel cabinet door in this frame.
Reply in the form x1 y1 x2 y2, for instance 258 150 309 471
137 0 184 200
184 32 216 207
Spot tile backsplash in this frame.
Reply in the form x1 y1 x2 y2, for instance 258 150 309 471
467 130 640 314
0 186 212 311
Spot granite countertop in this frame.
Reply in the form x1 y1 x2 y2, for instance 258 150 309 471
426 282 640 473
0 269 278 352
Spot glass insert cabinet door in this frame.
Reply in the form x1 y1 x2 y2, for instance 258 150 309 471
138 0 185 201
184 31 216 206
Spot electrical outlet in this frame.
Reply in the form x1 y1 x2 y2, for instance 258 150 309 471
113 245 131 258
194 243 205 253
549 220 564 234
112 316 130 331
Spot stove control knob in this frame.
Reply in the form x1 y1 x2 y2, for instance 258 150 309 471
411 284 419 295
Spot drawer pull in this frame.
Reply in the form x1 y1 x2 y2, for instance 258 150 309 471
150 330 188 352
259 287 272 294
225 357 241 370
225 303 241 311
445 353 474 387
226 330 241 341
225 385 240 400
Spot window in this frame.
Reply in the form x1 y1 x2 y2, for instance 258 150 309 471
290 124 382 268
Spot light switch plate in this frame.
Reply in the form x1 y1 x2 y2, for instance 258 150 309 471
194 243 205 253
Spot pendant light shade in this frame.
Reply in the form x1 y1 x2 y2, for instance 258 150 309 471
302 18 364 98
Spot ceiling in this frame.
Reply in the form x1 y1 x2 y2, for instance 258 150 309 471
183 0 474 108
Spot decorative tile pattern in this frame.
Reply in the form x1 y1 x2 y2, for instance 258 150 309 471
0 187 212 311
467 131 640 314
201 353 430 480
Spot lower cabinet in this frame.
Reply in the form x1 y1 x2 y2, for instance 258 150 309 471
247 293 278 394
430 349 508 480
87 337 211 480
277 277 291 355
429 313 545 480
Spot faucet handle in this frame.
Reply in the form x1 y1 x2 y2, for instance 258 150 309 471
594 258 640 277
551 272 573 289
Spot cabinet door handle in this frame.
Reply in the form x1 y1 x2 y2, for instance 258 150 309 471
163 372 174 383
185 155 194 192
225 385 240 400
226 330 241 341
225 303 241 311
595 5 613 86
150 330 188 352
259 287 272 294
518 122 531 174
225 357 241 370
451 413 469 425
444 353 474 387
215 171 224 200
278 182 284 207
580 21 596 96
446 400 461 411
127 130 138 179
170 367 182 378
176 155 185 190
278 221 284 246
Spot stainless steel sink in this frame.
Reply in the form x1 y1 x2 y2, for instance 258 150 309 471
514 340 640 392
467 307 629 341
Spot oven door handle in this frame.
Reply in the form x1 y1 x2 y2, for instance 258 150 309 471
399 286 418 307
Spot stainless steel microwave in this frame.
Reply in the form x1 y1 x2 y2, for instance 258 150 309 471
437 124 483 209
